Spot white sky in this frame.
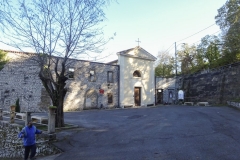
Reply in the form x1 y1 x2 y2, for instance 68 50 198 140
0 0 227 63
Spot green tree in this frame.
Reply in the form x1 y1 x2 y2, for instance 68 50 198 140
197 35 222 68
0 50 8 71
15 98 21 113
177 44 197 74
0 0 112 127
215 0 240 63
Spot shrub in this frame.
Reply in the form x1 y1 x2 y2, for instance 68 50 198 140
15 98 20 112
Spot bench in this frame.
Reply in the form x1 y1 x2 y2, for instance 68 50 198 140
121 104 134 108
31 115 48 124
3 111 10 115
197 102 210 106
184 102 194 106
16 113 26 120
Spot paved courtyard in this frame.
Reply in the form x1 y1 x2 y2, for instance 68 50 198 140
53 105 240 160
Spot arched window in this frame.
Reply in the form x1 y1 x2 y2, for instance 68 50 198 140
133 70 141 77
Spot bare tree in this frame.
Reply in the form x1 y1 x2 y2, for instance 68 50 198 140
155 50 174 77
0 0 112 127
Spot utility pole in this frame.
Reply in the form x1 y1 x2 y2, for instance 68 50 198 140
175 42 177 76
174 42 177 104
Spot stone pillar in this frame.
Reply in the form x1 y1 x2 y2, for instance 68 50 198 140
25 112 32 126
10 105 16 123
0 108 2 120
48 107 56 141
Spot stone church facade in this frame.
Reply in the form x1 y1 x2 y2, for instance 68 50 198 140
0 46 156 112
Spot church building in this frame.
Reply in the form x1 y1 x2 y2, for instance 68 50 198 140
0 46 157 112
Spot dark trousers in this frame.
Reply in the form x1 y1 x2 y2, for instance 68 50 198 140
24 144 36 160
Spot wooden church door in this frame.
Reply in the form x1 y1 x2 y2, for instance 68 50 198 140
134 87 141 106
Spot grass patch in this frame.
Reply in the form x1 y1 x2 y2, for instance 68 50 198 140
231 98 240 102
35 124 48 131
34 123 77 131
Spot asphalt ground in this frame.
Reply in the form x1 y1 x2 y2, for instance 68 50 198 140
48 105 240 160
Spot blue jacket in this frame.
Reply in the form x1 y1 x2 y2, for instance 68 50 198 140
18 125 42 146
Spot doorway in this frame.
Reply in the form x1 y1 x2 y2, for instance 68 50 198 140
156 89 163 104
134 87 141 106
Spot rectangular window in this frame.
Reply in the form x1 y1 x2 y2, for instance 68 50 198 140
107 71 113 83
68 68 74 79
107 93 113 104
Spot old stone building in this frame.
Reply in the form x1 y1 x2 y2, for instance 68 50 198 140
0 51 119 111
0 46 156 111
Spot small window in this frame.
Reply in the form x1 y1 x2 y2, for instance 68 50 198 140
133 70 141 77
89 70 96 82
108 93 113 104
107 71 113 83
68 68 74 79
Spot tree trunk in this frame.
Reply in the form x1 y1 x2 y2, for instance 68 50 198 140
54 82 67 127
39 69 67 127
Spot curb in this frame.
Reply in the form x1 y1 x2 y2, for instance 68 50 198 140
37 153 62 160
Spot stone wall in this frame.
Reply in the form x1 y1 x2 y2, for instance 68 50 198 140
64 59 119 111
0 121 61 158
227 101 240 110
0 52 47 112
0 51 119 111
180 62 240 104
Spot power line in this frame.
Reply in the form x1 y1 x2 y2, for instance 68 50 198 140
187 30 221 46
177 23 216 43
159 24 219 57
94 23 221 62
156 43 175 58
162 43 175 54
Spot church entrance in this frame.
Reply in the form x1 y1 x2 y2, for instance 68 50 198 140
134 87 141 106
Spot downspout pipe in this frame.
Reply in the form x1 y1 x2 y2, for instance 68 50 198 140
155 76 156 105
117 65 120 108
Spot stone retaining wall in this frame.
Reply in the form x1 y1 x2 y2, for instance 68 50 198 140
0 121 61 158
180 62 240 104
227 101 240 110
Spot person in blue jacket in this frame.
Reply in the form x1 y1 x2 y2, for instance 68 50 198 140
18 120 42 160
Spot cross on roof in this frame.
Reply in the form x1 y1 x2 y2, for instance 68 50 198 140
136 38 141 46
